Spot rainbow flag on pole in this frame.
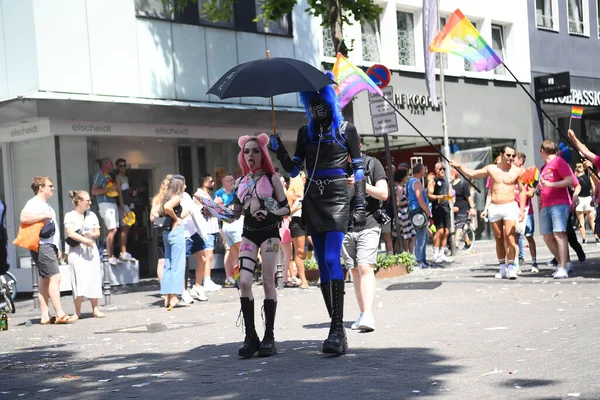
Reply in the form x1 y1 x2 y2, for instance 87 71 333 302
430 9 502 72
332 53 383 108
571 106 584 119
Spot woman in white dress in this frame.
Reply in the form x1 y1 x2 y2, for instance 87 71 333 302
64 190 105 320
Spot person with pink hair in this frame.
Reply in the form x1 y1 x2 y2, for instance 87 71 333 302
230 133 290 358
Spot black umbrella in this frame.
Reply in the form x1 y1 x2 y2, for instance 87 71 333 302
207 52 336 134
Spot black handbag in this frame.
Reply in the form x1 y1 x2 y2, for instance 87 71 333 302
408 208 429 229
39 220 56 239
152 215 173 231
65 229 82 247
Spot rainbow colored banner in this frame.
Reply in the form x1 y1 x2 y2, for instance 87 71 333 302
571 106 584 119
430 9 502 72
332 53 383 108
520 166 540 188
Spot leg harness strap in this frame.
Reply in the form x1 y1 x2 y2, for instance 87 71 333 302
239 256 257 274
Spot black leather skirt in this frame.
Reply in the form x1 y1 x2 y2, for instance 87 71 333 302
302 175 349 235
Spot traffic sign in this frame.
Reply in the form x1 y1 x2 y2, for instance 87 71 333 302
367 64 391 89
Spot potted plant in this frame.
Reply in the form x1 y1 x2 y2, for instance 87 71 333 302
303 258 321 282
374 252 416 279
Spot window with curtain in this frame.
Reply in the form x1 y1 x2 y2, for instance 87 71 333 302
255 0 290 35
322 24 336 57
361 20 380 62
491 24 506 75
568 0 585 34
135 0 174 19
435 17 448 70
535 0 554 29
397 11 416 66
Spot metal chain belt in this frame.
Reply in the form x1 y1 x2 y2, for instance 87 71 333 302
244 222 279 232
308 177 347 195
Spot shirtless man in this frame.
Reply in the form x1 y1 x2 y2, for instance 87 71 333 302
451 145 526 279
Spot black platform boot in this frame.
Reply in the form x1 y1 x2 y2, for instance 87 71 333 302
238 297 260 358
258 299 277 357
320 281 332 318
322 279 348 355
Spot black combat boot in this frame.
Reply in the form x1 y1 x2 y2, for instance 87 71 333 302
319 281 332 318
258 299 277 357
238 297 260 358
322 279 348 355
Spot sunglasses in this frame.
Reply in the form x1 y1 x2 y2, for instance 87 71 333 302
505 154 516 158
437 168 445 172
117 164 126 168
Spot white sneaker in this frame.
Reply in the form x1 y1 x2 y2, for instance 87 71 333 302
507 265 518 280
181 290 195 304
108 256 118 265
351 313 363 330
494 265 507 279
530 266 539 273
359 314 375 332
439 254 453 263
120 252 134 261
203 278 222 292
189 285 208 301
566 262 574 273
553 267 569 279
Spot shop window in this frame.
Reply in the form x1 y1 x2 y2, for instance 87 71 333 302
362 20 380 62
397 11 416 66
491 24 506 75
322 23 336 57
255 0 291 35
536 0 559 30
435 17 448 70
199 0 234 27
567 0 589 36
135 0 174 20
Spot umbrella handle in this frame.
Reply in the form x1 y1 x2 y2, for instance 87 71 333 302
270 96 277 136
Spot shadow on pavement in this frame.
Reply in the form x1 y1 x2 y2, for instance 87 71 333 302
386 282 442 291
1 341 459 399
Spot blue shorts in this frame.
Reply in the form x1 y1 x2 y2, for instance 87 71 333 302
203 233 217 251
186 233 206 257
540 205 569 235
524 214 535 237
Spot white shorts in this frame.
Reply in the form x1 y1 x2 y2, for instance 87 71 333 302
488 201 519 223
98 202 119 230
576 196 594 213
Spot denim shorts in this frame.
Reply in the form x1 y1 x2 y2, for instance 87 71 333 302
203 233 217 251
185 233 206 257
540 204 570 235
524 214 535 237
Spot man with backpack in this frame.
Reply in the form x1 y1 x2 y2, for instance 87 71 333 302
342 146 389 332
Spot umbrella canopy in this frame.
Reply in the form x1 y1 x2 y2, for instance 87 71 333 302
207 57 336 99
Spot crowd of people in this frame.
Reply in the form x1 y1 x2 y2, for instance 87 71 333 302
17 69 600 359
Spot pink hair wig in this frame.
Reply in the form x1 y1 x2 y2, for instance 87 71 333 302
237 134 277 176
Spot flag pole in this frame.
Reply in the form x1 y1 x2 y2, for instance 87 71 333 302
500 62 600 180
266 50 277 135
380 95 480 193
436 0 456 255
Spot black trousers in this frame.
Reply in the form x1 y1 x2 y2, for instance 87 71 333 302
568 212 585 259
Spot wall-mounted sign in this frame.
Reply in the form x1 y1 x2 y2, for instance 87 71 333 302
544 88 600 106
394 93 441 114
534 72 570 101
369 86 394 103
367 64 391 89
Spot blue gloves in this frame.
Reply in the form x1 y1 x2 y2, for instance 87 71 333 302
268 134 301 177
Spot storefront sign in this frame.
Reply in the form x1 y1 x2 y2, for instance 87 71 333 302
0 119 51 142
372 114 398 135
534 72 570 100
394 93 441 114
544 88 600 106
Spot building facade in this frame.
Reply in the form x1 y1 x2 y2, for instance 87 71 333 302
528 0 600 161
0 0 321 287
317 0 534 237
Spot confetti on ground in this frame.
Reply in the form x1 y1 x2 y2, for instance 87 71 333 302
62 375 81 379
98 379 111 382
567 393 580 397
38 389 53 393
509 371 518 374
132 383 150 388
514 385 522 389
412 390 420 393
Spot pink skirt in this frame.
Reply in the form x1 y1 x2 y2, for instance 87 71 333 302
279 218 292 244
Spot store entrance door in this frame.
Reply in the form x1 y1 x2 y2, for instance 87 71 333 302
119 168 154 278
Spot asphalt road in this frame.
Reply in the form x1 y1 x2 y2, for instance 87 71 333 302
1 239 600 399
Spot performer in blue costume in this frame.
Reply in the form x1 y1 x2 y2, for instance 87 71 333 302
268 72 366 355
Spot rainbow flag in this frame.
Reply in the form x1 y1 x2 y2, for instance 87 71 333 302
332 53 383 108
571 106 584 119
430 9 502 72
520 166 540 188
